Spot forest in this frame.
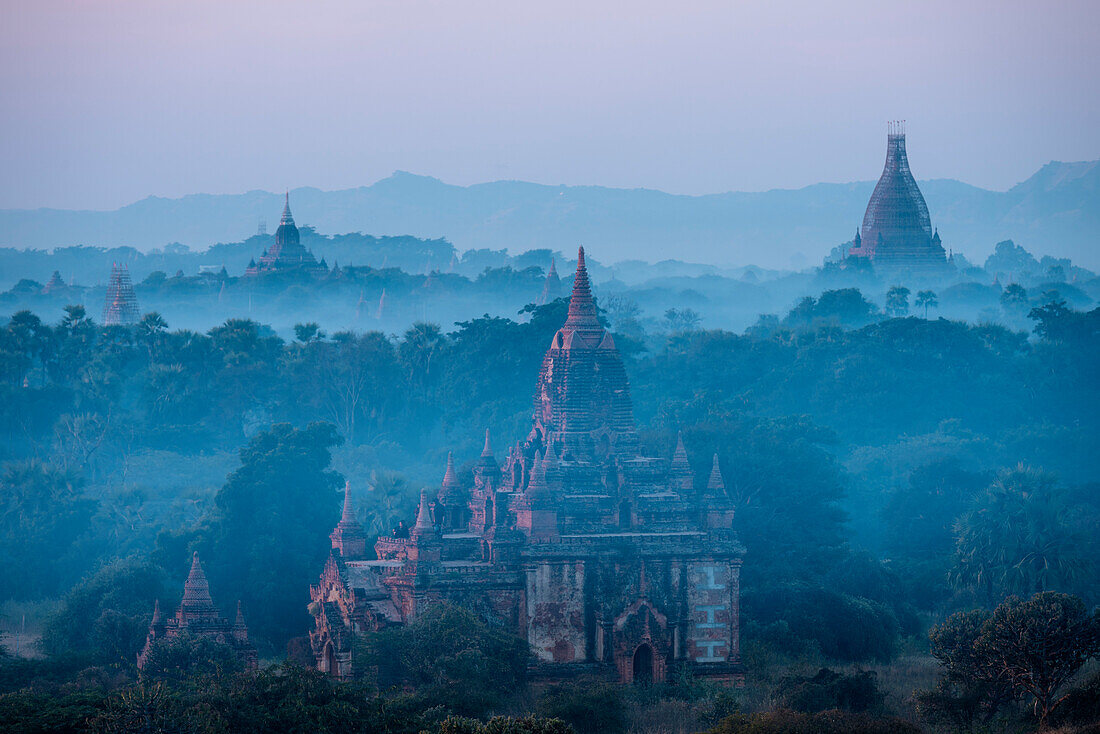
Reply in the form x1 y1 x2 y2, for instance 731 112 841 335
1 265 1098 733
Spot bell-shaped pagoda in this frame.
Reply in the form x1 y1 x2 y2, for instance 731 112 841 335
848 123 947 270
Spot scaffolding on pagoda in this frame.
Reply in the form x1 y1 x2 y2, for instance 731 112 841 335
102 263 140 326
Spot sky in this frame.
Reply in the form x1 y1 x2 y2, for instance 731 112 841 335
1 0 1098 211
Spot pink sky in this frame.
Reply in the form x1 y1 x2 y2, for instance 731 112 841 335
1 0 1098 209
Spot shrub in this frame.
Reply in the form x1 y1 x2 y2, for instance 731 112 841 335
39 558 167 665
360 602 529 717
704 708 922 734
440 715 575 734
743 583 900 662
138 632 243 683
777 668 883 713
536 677 627 734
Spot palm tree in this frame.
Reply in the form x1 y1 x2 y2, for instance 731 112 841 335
885 286 911 317
916 290 938 318
951 466 1089 604
400 322 445 386
137 311 168 360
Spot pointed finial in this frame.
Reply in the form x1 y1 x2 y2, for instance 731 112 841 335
564 246 598 329
414 489 433 529
340 480 355 524
544 442 559 472
482 429 493 457
672 432 690 472
528 450 545 488
707 454 725 492
280 191 294 226
151 598 162 625
441 451 458 488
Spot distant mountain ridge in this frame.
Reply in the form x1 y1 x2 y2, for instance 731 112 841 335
1 160 1096 270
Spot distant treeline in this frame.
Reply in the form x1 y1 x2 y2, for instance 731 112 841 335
3 237 1098 338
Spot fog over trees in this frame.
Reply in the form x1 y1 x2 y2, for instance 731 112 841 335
1 234 1098 732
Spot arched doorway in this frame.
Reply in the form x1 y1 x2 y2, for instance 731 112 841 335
632 644 654 685
322 641 338 676
618 500 631 529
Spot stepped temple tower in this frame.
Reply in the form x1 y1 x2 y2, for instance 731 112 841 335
137 552 257 671
847 123 947 270
102 263 140 326
311 247 745 684
246 193 324 275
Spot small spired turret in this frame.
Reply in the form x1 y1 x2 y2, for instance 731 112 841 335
538 258 563 304
670 432 693 492
408 489 442 563
703 454 735 529
233 601 249 644
137 552 257 671
438 452 468 528
475 429 502 481
330 481 367 559
846 123 947 271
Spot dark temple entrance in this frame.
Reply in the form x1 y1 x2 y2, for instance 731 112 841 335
632 644 654 685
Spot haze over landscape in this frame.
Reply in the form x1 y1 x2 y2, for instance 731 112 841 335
2 158 1098 270
1 3 1099 734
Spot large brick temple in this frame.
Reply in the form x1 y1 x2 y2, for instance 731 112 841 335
310 248 745 684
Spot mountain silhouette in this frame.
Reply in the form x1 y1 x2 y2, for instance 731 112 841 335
1 161 1096 269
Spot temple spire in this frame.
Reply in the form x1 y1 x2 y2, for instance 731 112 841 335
330 480 366 558
481 429 493 457
707 454 725 492
281 191 294 226
232 600 249 643
671 432 690 472
182 551 214 610
150 598 162 626
414 489 433 530
441 452 459 489
526 451 547 495
543 442 559 476
340 480 355 524
564 246 599 329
